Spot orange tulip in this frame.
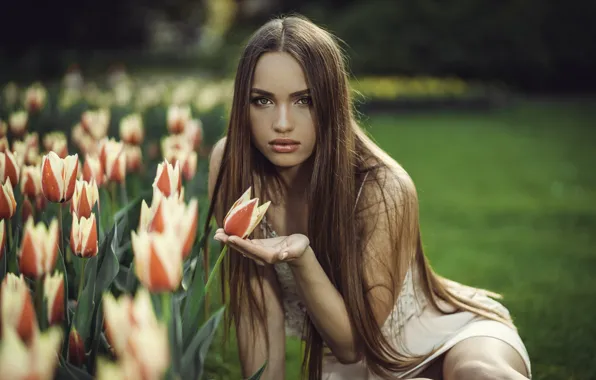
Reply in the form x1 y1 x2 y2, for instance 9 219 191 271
0 325 63 380
82 154 105 187
139 193 198 259
20 164 41 199
18 218 59 279
0 151 20 186
44 271 65 326
124 144 142 173
70 213 98 258
153 159 181 197
0 178 17 219
8 111 28 137
41 151 78 203
131 228 183 293
164 147 197 182
0 273 38 345
223 187 271 239
100 139 126 183
120 114 144 145
167 105 191 134
70 180 99 219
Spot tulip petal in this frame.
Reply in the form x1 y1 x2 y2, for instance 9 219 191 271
223 199 257 238
63 155 79 202
223 187 252 222
0 179 16 219
41 152 63 202
19 222 40 278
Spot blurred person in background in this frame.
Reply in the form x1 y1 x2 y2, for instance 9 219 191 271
208 15 531 380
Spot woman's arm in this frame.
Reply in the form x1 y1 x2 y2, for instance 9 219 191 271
221 170 418 365
208 138 287 379
289 171 417 363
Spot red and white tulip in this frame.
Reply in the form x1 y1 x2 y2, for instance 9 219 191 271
131 228 183 293
0 151 20 186
70 180 99 219
124 144 142 173
153 159 181 197
44 271 65 326
0 325 63 380
119 113 144 145
20 164 41 199
100 139 126 183
223 187 271 239
9 111 28 137
24 83 47 113
82 154 105 187
41 151 79 203
70 213 98 258
167 105 191 134
0 273 38 345
18 218 59 279
0 179 17 219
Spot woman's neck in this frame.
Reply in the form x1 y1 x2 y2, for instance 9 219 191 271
275 157 313 198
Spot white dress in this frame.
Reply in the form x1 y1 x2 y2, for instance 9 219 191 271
259 219 532 379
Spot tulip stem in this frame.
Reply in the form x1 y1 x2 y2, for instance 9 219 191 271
161 292 171 324
204 245 227 295
58 204 69 264
77 258 86 299
35 276 45 330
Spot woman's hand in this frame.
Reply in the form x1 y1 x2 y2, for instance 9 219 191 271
214 228 310 266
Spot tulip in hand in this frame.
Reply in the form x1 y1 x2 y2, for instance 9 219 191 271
223 187 271 239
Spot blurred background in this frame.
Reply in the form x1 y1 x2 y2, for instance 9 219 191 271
1 1 595 379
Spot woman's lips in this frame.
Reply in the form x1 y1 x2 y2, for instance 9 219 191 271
269 138 300 153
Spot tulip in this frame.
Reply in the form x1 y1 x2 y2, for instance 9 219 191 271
223 187 271 239
24 83 47 113
185 118 203 149
82 154 105 187
20 164 41 199
0 151 19 186
164 147 197 181
81 109 110 140
0 325 63 380
153 159 181 197
131 229 183 293
43 271 65 326
100 139 126 183
124 144 142 172
0 178 17 219
0 273 38 345
167 105 191 134
120 113 144 145
9 111 28 137
68 327 86 366
46 139 68 159
18 218 59 279
139 193 198 259
70 213 98 258
127 321 170 379
70 180 99 219
41 151 79 203
0 137 8 152
161 133 192 154
42 132 66 152
12 140 39 168
103 288 159 355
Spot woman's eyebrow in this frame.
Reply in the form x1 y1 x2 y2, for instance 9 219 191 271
250 88 310 97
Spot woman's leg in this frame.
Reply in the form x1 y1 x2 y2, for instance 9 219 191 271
442 337 529 380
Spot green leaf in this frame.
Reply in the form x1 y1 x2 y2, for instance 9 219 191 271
98 188 112 233
113 192 147 224
57 247 71 358
125 262 138 293
57 356 94 380
170 295 183 376
246 361 268 380
181 257 205 349
87 301 104 375
94 236 120 300
73 256 98 341
181 306 225 380
0 246 7 284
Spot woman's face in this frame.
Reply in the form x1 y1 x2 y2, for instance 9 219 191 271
249 52 316 169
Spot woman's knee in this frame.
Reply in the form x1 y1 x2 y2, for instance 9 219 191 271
446 359 522 380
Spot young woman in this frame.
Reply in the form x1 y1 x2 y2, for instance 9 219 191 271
206 15 532 380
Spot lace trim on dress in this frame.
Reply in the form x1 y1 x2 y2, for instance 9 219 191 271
259 216 428 339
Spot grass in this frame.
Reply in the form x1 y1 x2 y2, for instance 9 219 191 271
206 98 596 380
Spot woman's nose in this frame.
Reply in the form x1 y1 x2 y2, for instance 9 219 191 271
273 104 293 132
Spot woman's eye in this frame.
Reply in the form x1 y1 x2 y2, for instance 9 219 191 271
251 97 271 106
296 96 312 105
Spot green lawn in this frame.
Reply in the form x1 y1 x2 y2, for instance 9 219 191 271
207 99 596 380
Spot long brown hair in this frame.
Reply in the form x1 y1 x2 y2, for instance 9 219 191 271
204 14 514 379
